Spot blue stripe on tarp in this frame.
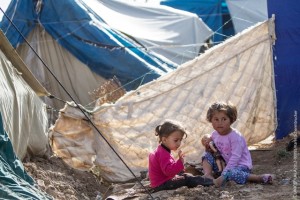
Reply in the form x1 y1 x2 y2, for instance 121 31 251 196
160 0 224 42
0 0 177 91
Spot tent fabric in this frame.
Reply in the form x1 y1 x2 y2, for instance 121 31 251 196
16 25 108 109
0 30 49 96
0 113 52 199
49 18 276 182
267 0 300 139
84 0 213 65
0 0 177 94
160 0 224 42
0 31 50 160
226 0 268 33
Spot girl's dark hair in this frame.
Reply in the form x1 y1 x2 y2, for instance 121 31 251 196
206 102 237 123
155 120 187 143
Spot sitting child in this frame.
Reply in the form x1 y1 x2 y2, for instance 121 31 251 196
201 134 225 177
202 102 274 187
148 120 214 192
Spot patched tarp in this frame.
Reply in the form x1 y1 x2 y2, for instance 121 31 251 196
0 0 177 109
50 18 276 182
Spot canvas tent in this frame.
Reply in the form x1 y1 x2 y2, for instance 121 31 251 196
0 30 50 160
0 0 178 109
83 0 213 65
145 0 300 140
0 30 52 198
50 18 276 182
227 0 300 139
0 0 299 185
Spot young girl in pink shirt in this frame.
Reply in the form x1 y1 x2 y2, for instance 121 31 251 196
202 102 274 187
148 120 213 192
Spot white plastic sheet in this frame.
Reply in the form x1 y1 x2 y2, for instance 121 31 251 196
0 31 50 159
50 18 276 182
85 0 213 65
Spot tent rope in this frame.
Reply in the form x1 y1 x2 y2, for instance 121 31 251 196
48 95 67 104
0 7 155 200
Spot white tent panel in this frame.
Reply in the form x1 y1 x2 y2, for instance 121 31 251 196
226 0 268 33
0 31 50 159
84 0 213 65
50 18 276 182
16 25 108 109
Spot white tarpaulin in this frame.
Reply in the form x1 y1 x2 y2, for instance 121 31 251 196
0 30 50 159
50 18 276 182
84 0 213 65
226 0 268 33
16 25 107 109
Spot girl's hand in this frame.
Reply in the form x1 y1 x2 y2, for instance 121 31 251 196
178 150 185 163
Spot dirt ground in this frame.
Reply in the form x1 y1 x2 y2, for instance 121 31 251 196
23 135 300 200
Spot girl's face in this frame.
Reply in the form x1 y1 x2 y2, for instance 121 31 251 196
211 111 232 135
162 130 184 151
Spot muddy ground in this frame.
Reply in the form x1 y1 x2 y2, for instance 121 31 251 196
23 135 300 200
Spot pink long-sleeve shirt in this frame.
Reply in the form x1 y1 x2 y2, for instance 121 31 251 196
148 144 184 188
211 129 252 172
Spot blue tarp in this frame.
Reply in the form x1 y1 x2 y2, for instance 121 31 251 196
159 0 300 139
267 0 300 139
0 0 177 91
0 113 52 199
1 0 299 139
160 0 226 42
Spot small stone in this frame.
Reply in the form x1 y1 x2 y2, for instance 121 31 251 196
37 179 45 188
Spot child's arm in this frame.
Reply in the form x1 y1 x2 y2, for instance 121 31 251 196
159 150 184 177
178 149 185 163
223 135 243 172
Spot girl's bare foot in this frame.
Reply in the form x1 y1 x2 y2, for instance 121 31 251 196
202 174 214 179
262 174 274 184
213 175 225 187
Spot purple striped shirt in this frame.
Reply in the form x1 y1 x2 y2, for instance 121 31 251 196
211 129 252 171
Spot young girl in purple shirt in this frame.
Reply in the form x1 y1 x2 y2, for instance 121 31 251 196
202 102 274 187
148 120 213 191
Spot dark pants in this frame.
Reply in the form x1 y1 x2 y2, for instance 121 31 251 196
153 173 213 192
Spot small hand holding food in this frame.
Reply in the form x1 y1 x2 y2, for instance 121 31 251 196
178 149 185 163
